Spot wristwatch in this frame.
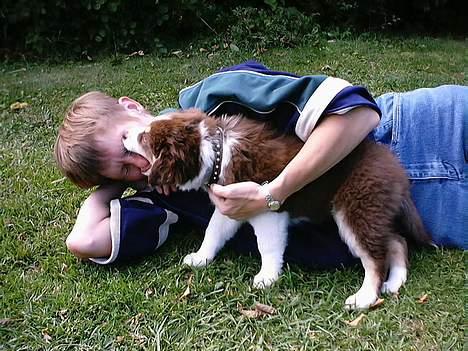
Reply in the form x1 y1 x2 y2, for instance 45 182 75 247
261 181 281 211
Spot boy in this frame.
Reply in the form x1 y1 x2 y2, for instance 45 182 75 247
55 61 467 266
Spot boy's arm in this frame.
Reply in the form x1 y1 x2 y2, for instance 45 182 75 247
66 183 127 259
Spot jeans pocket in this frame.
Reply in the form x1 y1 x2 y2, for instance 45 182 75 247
405 161 461 181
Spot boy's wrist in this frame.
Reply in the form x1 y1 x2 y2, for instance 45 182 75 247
267 175 289 204
92 182 128 202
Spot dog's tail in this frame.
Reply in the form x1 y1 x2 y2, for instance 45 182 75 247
397 195 437 248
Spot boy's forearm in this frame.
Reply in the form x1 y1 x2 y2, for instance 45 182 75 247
73 183 127 231
270 107 380 202
66 183 127 259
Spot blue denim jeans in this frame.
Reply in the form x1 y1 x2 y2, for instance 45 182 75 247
374 85 467 249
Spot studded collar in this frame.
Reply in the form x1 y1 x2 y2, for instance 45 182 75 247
206 127 224 186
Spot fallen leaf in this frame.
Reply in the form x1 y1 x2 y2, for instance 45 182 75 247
229 43 240 52
239 302 277 319
127 50 144 58
239 309 261 318
42 331 52 343
10 102 29 111
180 285 190 299
116 335 125 343
179 274 193 300
417 293 429 304
57 309 68 320
346 313 365 327
144 287 154 298
255 303 276 315
370 298 385 309
171 50 183 58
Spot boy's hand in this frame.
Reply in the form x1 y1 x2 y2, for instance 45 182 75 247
208 182 268 220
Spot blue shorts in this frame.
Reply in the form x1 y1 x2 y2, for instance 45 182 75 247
91 85 467 266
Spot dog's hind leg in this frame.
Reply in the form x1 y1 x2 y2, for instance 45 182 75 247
183 208 242 267
381 236 408 294
249 211 290 289
333 209 385 310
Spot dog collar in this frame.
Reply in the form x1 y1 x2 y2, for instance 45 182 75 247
206 127 224 186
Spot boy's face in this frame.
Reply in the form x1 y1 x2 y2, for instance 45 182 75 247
95 98 154 182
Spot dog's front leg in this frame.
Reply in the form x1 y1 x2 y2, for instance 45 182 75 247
183 208 242 268
249 211 290 289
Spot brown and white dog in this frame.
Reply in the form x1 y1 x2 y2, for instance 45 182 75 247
123 109 432 310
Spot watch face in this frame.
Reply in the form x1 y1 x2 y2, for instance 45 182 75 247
269 200 281 211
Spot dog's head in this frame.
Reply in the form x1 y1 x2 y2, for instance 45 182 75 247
123 109 207 189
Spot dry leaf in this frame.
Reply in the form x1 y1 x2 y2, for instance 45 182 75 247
180 286 191 299
10 102 29 111
255 303 276 315
145 287 154 298
417 293 429 304
116 336 125 343
240 309 261 318
179 274 193 300
57 309 68 320
370 298 385 309
346 313 366 327
239 302 277 319
42 331 52 343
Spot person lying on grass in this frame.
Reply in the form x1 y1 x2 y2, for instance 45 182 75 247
54 61 467 267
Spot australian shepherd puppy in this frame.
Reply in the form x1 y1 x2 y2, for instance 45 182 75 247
123 109 432 310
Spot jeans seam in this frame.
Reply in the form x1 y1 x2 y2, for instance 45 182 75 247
391 93 400 150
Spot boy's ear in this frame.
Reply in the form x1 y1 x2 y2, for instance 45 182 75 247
118 96 144 112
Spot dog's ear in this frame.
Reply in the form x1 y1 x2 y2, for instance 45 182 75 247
147 117 202 188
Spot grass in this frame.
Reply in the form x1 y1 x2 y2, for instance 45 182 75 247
1 36 466 350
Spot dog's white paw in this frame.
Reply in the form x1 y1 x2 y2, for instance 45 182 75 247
381 267 407 294
344 290 378 310
381 279 404 294
183 252 212 268
253 271 279 289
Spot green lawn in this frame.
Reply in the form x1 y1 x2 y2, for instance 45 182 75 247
1 36 466 350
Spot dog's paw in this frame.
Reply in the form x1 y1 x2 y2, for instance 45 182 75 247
381 267 407 294
183 253 212 268
381 280 404 295
253 271 279 289
344 290 378 310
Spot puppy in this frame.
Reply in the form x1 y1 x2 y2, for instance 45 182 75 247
123 110 432 310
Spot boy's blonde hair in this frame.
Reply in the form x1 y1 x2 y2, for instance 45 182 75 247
54 91 125 188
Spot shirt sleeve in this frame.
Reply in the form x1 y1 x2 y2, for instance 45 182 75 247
89 193 179 265
324 85 381 117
